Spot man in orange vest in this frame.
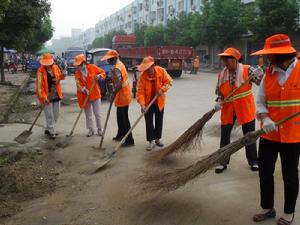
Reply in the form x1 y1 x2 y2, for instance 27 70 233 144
74 54 106 137
136 56 172 151
36 53 66 139
251 34 300 225
214 48 264 173
190 56 200 74
101 50 134 147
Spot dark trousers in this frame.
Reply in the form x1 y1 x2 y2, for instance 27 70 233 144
259 138 300 213
220 119 258 166
144 104 164 142
116 106 134 144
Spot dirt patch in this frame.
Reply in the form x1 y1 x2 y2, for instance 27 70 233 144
0 150 57 218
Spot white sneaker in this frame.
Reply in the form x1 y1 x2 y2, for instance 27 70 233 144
146 141 155 151
97 128 102 136
87 129 94 137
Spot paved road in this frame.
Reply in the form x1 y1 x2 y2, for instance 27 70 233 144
0 71 293 225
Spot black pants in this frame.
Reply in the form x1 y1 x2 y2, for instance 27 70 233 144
144 104 164 142
259 138 300 213
220 119 258 166
116 106 134 144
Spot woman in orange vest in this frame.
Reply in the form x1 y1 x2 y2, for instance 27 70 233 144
214 48 264 173
136 56 172 151
74 54 106 137
251 34 300 225
101 50 135 147
36 53 65 139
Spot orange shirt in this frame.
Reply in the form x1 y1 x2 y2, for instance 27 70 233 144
74 64 106 108
137 66 172 111
36 65 65 104
114 61 131 107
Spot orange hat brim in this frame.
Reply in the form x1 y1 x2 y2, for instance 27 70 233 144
137 62 154 72
218 52 240 60
251 46 296 56
73 59 84 66
101 54 117 61
40 58 54 66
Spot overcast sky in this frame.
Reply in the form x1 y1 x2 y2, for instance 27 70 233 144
49 0 134 39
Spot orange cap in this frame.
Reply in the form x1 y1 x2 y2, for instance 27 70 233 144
40 53 54 66
137 56 155 72
73 54 86 66
251 34 296 55
101 50 119 61
218 48 241 60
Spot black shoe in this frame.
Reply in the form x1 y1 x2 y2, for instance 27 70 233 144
251 164 259 171
121 142 134 147
45 130 58 136
112 136 122 141
215 165 227 174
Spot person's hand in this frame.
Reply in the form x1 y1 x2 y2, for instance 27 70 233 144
214 102 222 112
141 105 146 113
157 89 163 96
94 75 101 80
81 87 90 95
44 98 50 105
262 117 277 133
62 70 68 76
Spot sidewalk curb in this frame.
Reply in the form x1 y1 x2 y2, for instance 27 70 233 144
0 75 31 123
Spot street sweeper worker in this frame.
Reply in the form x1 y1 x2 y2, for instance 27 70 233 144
190 55 200 74
252 34 300 225
36 53 66 139
101 50 135 147
136 56 172 151
214 47 264 173
74 54 106 137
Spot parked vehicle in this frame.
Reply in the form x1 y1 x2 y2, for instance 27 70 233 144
63 47 85 75
86 48 113 98
112 35 194 78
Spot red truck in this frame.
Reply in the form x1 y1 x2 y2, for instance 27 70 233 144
112 35 193 77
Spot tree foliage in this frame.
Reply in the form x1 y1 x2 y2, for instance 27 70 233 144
250 0 300 42
90 29 126 49
144 25 166 46
0 0 53 82
133 23 147 46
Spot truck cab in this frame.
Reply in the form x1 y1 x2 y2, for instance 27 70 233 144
63 47 85 75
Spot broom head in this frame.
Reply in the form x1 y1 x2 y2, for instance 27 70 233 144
14 130 32 144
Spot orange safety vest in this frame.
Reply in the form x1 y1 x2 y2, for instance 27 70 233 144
74 64 106 109
137 66 172 111
36 65 65 104
261 61 300 143
219 65 256 125
114 61 131 107
194 58 200 68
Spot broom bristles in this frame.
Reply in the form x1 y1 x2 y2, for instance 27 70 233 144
151 109 216 162
140 129 263 193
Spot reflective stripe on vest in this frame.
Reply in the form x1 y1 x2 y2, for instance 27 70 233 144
225 89 252 102
266 99 300 107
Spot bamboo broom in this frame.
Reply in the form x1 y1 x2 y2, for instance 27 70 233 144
151 75 254 161
140 110 300 193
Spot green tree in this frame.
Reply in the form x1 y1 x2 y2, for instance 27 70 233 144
133 23 147 46
165 12 197 46
0 0 53 83
91 37 105 48
0 0 10 23
144 25 166 46
251 0 300 42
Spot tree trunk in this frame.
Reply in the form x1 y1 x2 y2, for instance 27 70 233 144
0 45 5 83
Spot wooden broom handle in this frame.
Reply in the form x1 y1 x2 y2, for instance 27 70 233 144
113 92 160 152
275 110 300 126
69 78 97 136
29 103 46 132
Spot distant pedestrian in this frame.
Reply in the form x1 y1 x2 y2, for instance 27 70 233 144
36 53 66 139
74 54 106 137
136 56 172 151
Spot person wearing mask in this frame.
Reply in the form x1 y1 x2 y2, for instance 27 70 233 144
36 53 66 139
214 48 264 173
74 54 106 137
136 56 172 151
252 34 300 225
101 50 135 147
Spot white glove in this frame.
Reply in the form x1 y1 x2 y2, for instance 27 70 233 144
214 102 222 112
262 117 277 133
81 87 89 95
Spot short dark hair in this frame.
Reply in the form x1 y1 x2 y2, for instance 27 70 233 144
273 53 296 65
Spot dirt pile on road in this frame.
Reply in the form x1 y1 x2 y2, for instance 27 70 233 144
0 150 57 218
